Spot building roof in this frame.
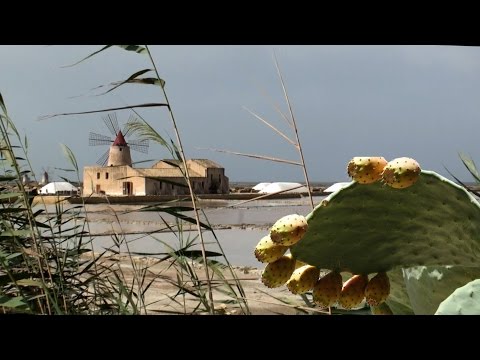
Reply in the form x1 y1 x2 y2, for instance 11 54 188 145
259 182 309 194
152 159 224 169
252 182 271 191
112 131 127 146
39 182 78 194
135 168 203 178
190 159 224 168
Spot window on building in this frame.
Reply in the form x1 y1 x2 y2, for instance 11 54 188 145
97 173 100 179
106 172 109 180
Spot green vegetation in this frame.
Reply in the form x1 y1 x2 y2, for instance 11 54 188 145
258 166 480 315
0 45 250 315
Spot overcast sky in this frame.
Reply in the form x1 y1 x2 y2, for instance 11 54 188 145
1 45 480 183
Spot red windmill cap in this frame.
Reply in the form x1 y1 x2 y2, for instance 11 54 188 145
113 131 127 146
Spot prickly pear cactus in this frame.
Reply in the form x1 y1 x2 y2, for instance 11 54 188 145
381 157 421 189
365 272 390 306
254 235 288 263
286 265 320 295
261 255 296 288
435 279 480 315
403 265 480 314
291 170 480 275
370 302 394 315
347 156 387 184
255 160 480 314
312 271 343 308
270 214 308 246
338 274 369 309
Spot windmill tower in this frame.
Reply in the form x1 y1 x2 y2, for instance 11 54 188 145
41 170 49 185
39 167 54 185
89 113 149 167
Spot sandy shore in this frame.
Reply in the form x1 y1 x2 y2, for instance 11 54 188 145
94 253 316 315
33 196 327 314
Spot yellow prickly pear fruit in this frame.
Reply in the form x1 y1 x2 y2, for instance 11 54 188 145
347 157 388 184
270 214 308 246
294 259 308 270
261 255 296 288
286 265 320 295
338 274 369 310
370 302 393 315
284 254 308 269
381 157 421 189
312 271 343 308
365 272 390 306
254 235 288 263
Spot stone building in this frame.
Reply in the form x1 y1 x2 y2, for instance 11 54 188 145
83 159 229 196
83 130 229 196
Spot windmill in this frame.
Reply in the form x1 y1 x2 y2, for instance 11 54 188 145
89 113 149 167
40 166 55 185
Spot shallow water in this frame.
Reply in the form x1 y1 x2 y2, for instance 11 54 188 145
89 228 268 268
36 196 326 267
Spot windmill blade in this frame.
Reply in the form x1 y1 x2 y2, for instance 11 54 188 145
122 114 139 137
128 139 149 154
96 149 110 166
89 132 113 146
102 113 120 136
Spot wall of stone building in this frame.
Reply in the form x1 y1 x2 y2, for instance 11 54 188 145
108 145 132 166
145 177 197 195
83 161 230 196
204 168 229 194
187 161 207 177
83 166 146 196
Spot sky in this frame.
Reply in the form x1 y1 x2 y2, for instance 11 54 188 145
1 45 480 183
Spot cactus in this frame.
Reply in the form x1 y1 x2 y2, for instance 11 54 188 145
381 157 421 189
312 271 343 308
365 272 390 306
403 265 480 314
286 265 320 295
347 156 387 184
256 160 480 315
294 258 308 270
270 214 308 246
371 302 393 315
291 171 480 275
384 268 414 315
338 274 369 309
435 279 480 315
254 235 288 263
261 255 296 288
283 254 307 269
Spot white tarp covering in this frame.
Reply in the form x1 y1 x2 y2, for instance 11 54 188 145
252 182 271 191
259 182 309 194
323 182 351 193
39 182 78 195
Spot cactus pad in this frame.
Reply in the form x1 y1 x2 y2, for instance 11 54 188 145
291 170 480 274
435 279 480 315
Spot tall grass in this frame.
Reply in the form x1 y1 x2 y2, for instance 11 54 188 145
1 46 316 315
38 45 250 315
205 52 315 210
0 93 135 314
201 51 327 313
